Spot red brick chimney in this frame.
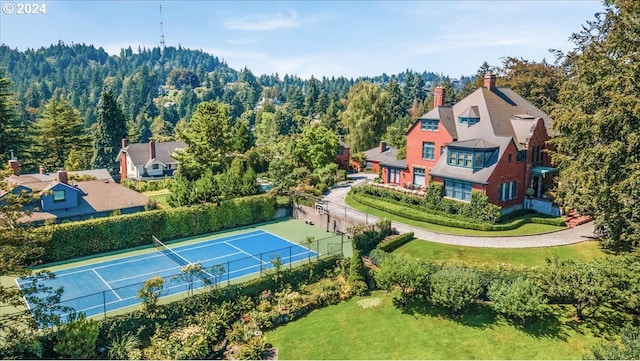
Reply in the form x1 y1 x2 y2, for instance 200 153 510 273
57 170 68 184
380 141 387 152
8 159 19 176
149 141 156 159
434 86 445 108
120 138 129 180
484 73 496 90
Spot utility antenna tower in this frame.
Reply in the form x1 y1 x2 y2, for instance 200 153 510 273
159 4 166 53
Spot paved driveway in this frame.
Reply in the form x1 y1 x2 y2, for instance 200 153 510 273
322 173 597 248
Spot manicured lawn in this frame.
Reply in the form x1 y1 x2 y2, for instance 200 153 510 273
143 189 171 208
266 290 601 359
395 239 608 268
345 194 566 236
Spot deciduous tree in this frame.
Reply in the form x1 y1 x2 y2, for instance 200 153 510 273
550 0 640 249
340 81 392 153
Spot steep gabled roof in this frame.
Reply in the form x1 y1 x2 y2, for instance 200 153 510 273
119 141 186 166
412 106 457 140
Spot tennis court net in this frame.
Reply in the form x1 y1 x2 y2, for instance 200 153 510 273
152 235 213 284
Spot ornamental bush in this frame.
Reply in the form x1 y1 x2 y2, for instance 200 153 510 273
488 276 548 323
429 266 483 314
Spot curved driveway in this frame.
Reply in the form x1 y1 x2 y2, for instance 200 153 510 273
322 174 597 248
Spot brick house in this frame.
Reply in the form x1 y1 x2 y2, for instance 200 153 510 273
355 141 407 178
380 74 558 215
335 140 351 171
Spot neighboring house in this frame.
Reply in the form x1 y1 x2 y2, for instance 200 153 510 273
379 73 558 215
2 160 149 224
335 141 351 171
116 139 186 180
356 141 406 177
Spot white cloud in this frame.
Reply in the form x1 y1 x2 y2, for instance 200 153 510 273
224 10 299 31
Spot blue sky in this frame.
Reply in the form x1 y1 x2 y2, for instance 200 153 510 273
0 0 605 79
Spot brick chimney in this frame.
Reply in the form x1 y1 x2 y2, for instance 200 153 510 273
39 165 45 174
120 138 129 180
149 141 156 160
57 170 68 184
380 141 387 153
434 86 445 108
8 158 19 176
484 73 496 90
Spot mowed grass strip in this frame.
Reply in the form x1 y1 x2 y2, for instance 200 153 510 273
143 189 171 208
265 290 600 360
395 239 607 268
345 194 566 236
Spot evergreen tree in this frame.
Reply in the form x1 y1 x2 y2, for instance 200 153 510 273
28 99 92 172
0 67 23 163
550 0 640 249
91 90 127 173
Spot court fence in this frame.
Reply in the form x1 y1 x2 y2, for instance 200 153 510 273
53 232 349 321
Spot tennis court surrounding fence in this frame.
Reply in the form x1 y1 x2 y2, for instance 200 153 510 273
17 227 346 325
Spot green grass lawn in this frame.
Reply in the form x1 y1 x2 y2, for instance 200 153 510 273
395 239 608 268
345 194 566 236
143 189 171 208
266 290 601 360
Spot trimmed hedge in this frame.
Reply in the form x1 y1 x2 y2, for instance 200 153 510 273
353 184 501 223
37 194 276 263
531 216 567 227
377 232 415 252
350 192 565 232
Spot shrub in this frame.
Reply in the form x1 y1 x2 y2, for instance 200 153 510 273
487 277 548 323
348 219 391 255
377 232 415 252
53 314 99 360
107 333 140 360
429 266 483 314
348 249 367 283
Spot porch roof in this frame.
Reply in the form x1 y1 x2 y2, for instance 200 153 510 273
531 166 558 178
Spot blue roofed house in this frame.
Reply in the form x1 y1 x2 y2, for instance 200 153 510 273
2 159 149 225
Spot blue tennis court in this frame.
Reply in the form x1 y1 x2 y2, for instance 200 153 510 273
17 229 317 322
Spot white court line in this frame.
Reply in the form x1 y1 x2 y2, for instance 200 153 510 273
55 231 267 278
92 269 122 301
261 229 320 255
224 241 266 264
14 278 32 311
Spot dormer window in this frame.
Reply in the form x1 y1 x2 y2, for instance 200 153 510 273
447 146 498 169
458 106 480 126
420 119 439 131
53 190 66 202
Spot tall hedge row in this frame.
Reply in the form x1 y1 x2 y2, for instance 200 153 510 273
37 195 276 263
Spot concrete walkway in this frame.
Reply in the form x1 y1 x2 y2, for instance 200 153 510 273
322 173 597 248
